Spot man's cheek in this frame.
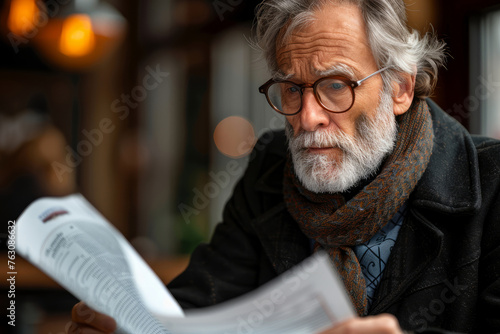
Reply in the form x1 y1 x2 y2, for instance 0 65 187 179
285 117 301 136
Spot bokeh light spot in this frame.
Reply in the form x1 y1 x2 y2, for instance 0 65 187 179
214 116 256 158
7 0 39 35
59 14 96 57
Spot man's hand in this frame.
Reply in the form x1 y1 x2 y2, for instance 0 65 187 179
67 303 404 334
68 301 117 334
318 314 406 334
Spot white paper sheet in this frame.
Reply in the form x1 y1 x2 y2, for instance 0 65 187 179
16 194 184 334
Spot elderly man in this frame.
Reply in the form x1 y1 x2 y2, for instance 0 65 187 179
70 0 500 333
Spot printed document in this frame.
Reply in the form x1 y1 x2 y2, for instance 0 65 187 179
16 194 355 334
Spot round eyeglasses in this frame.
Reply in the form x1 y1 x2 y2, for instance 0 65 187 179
258 67 390 116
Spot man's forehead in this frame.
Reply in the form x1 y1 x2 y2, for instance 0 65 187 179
274 3 374 80
275 40 367 81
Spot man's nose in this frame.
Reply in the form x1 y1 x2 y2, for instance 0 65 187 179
299 89 331 132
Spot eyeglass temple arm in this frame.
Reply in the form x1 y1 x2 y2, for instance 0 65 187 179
355 66 392 86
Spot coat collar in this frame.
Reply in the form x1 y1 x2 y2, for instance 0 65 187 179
411 99 482 215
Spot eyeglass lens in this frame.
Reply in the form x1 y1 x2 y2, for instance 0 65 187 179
266 78 354 115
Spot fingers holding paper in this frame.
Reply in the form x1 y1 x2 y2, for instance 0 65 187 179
68 301 117 334
317 314 406 334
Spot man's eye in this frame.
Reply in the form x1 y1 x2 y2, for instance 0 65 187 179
287 86 300 94
329 82 347 90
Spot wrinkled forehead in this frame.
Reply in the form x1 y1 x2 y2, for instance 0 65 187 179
275 2 374 79
276 32 364 74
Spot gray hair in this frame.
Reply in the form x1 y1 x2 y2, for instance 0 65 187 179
254 0 447 99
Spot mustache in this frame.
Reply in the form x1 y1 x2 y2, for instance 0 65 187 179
286 124 354 152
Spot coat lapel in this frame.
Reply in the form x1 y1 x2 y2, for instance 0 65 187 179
368 208 444 314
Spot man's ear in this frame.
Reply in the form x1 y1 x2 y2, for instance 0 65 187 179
391 71 416 116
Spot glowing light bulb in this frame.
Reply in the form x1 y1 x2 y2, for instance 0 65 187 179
7 0 39 35
59 14 95 57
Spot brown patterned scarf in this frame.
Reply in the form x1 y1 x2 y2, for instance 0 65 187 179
283 99 434 315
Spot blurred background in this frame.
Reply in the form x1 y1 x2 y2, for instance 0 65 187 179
0 0 499 333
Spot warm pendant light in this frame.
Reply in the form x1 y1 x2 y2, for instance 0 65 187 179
6 0 39 35
33 0 127 71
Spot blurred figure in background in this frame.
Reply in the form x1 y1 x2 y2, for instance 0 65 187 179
0 96 75 249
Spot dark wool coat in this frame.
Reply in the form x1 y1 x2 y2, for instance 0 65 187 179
168 99 500 334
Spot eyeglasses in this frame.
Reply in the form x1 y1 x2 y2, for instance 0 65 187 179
258 67 390 115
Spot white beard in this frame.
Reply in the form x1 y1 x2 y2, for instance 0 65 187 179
285 90 398 194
